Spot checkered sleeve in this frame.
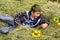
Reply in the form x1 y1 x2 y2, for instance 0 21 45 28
14 13 21 24
14 11 27 25
39 18 49 25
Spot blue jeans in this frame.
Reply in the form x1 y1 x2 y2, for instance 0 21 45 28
0 14 17 33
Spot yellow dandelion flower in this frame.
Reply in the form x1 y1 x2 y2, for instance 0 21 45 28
32 30 41 37
57 23 60 27
53 17 59 23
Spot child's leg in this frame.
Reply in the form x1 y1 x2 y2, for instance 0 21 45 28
0 14 17 33
0 26 14 33
0 24 17 34
0 14 14 25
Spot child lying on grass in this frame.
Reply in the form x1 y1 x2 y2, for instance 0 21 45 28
0 4 49 34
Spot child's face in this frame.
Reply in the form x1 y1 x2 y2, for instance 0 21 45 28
31 11 40 18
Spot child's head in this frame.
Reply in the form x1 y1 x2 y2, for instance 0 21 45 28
30 4 41 18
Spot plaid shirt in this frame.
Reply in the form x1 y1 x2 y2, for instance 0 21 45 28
14 11 28 24
14 11 49 27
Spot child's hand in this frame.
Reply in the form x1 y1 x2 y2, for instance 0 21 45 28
41 23 48 29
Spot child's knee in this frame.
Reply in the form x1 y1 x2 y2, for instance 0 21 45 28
41 23 48 29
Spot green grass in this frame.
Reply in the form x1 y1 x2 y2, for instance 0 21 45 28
0 0 60 40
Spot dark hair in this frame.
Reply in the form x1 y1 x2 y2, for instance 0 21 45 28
30 4 41 12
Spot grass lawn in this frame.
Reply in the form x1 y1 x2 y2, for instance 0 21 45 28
0 0 60 40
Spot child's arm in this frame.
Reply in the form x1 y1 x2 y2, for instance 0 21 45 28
14 13 21 25
14 11 27 25
39 18 49 29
